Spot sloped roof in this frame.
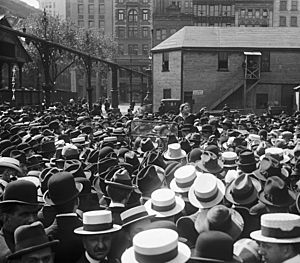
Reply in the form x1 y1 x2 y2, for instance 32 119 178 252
152 26 300 52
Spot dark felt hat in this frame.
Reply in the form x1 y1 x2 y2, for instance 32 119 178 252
7 221 59 259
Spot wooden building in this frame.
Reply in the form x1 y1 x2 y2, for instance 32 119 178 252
151 26 300 114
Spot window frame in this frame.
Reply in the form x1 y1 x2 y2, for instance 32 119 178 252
162 52 170 72
218 51 229 71
279 0 287 11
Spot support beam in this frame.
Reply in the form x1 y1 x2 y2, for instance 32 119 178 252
111 65 120 114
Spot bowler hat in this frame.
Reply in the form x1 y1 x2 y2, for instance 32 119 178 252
0 180 41 207
44 172 83 206
8 221 59 259
121 205 155 227
105 168 137 190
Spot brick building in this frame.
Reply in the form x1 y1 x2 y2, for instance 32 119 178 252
273 0 300 27
152 26 300 114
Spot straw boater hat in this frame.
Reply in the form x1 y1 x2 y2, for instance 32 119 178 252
121 228 191 263
8 222 59 260
144 188 185 218
74 210 121 235
188 173 225 209
260 147 290 164
250 213 300 243
222 152 238 168
164 143 186 160
170 165 199 193
121 205 155 227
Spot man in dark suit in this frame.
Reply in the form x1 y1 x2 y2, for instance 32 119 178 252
0 180 41 263
74 210 121 263
44 171 84 263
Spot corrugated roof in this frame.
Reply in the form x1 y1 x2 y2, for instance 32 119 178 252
152 26 300 51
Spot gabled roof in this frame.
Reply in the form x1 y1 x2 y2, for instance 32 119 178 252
152 26 300 52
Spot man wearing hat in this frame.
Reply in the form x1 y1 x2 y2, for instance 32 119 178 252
44 172 84 263
0 180 41 262
74 210 121 263
251 213 300 263
7 221 59 263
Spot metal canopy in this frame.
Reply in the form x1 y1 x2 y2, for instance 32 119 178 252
244 52 262 56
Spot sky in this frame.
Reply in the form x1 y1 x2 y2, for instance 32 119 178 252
20 0 40 9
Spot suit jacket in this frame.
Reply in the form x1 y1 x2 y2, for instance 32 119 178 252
0 229 15 263
45 215 84 263
76 254 115 263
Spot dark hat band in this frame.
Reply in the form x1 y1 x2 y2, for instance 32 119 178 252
151 201 176 212
83 222 113 232
135 246 178 263
223 159 237 166
194 189 219 203
176 180 194 188
231 184 255 201
261 225 300 239
122 211 149 225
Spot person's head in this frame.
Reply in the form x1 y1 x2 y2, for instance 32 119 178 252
258 242 299 263
19 247 54 263
82 233 113 261
74 210 121 261
180 103 190 116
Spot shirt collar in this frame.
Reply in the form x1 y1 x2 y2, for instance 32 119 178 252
85 251 105 263
56 213 77 217
283 254 300 263
109 201 125 208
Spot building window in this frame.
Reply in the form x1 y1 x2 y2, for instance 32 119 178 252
255 9 260 18
118 10 125 21
128 27 138 38
88 20 95 28
162 29 167 40
247 9 253 18
240 9 245 17
117 27 125 38
280 1 287 11
170 28 177 35
143 0 148 3
128 44 138 55
222 5 231 16
78 4 83 14
156 29 161 40
142 44 149 55
142 9 149 21
118 44 124 55
218 52 228 70
88 4 94 14
256 93 268 109
198 5 206 16
99 20 104 28
292 0 298 10
162 52 169 72
99 4 104 14
261 52 270 72
118 0 124 3
78 20 84 27
262 9 268 17
185 1 189 8
291 16 298 26
142 27 149 38
128 9 138 22
163 89 171 99
89 0 94 3
279 16 287 26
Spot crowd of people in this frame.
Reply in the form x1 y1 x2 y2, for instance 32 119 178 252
0 99 299 263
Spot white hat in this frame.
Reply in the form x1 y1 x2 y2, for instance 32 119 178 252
121 205 155 227
144 189 185 218
121 228 191 263
0 157 22 174
74 210 121 235
170 165 198 193
260 147 290 164
164 143 186 160
188 173 225 209
222 152 238 168
250 213 300 243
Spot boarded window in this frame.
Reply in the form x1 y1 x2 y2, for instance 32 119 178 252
261 52 270 72
256 93 268 109
162 52 169 72
218 52 228 70
163 89 171 99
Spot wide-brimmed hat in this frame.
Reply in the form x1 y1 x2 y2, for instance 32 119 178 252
188 173 225 209
260 147 290 164
121 228 191 263
7 221 59 259
0 180 42 207
163 143 186 160
225 174 261 206
250 213 300 243
43 172 83 206
121 205 155 227
144 188 185 218
191 231 242 263
74 210 121 235
170 165 198 193
137 138 158 154
258 176 295 207
194 205 244 241
253 156 289 182
222 152 238 168
237 149 258 167
197 151 223 174
105 168 137 190
233 238 261 263
0 157 22 174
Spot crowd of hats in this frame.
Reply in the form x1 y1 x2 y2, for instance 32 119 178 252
2 102 300 262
